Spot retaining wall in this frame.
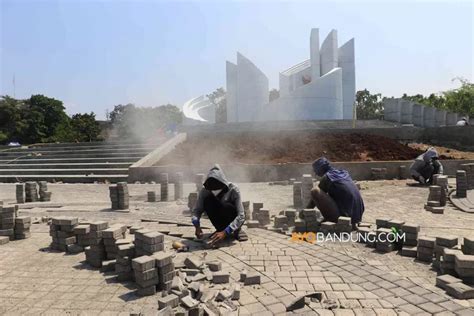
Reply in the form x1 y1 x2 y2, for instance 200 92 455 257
130 159 474 183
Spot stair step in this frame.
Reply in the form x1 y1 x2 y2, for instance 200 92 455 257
0 174 128 183
0 163 132 169
0 168 129 175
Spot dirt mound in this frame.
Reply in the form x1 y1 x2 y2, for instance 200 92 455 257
158 132 441 166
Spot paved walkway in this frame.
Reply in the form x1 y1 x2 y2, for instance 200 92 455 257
1 181 474 315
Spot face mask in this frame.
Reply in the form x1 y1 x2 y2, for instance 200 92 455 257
211 189 222 196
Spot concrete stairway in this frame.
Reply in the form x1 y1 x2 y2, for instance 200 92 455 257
0 141 159 183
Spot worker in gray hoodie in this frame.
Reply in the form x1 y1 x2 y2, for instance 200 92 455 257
409 147 443 185
192 164 247 245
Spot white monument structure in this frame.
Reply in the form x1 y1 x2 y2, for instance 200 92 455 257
183 28 355 124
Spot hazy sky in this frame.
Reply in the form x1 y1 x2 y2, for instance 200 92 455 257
1 0 473 119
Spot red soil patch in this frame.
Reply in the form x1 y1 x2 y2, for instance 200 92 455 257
158 132 461 166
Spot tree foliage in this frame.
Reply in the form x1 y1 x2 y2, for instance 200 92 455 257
355 89 383 119
0 95 102 144
107 103 183 141
402 78 473 116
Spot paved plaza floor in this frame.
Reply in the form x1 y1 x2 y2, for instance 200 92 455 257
1 180 473 315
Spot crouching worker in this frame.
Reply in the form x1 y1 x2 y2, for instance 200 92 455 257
192 164 248 245
409 147 443 185
308 157 365 228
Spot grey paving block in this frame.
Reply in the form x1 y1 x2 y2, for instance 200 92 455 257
436 274 463 290
132 255 156 272
158 294 179 309
153 251 174 268
436 235 458 248
445 282 474 299
212 272 229 284
243 272 261 285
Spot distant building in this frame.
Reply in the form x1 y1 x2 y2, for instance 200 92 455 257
184 28 356 124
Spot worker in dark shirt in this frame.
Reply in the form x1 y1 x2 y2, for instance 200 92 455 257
308 157 365 227
192 164 247 245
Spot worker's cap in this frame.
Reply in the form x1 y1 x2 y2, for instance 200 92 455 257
312 157 331 177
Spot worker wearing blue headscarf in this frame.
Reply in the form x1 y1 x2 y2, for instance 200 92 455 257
309 157 365 226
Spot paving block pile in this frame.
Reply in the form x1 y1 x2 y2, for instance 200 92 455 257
109 182 129 210
159 173 169 202
0 202 30 245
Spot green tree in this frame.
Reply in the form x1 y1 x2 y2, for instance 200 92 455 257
207 88 227 123
26 95 70 143
443 78 474 116
355 89 383 119
70 112 102 142
107 103 183 140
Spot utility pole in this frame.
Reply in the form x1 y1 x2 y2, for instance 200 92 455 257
12 74 16 98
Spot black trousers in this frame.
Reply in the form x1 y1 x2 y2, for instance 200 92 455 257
203 195 237 232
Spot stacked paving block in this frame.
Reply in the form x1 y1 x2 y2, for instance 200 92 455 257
133 255 159 296
456 170 468 198
154 251 175 291
285 209 297 227
371 168 387 180
160 173 169 201
293 214 307 233
319 222 336 235
273 215 288 231
14 216 31 239
188 192 198 210
417 236 435 262
434 235 458 270
425 185 444 214
134 230 165 256
335 216 352 233
0 205 16 241
242 201 251 220
25 182 38 202
102 224 127 259
462 237 474 255
195 173 205 192
116 241 135 281
387 219 405 249
293 181 303 208
16 183 25 204
456 237 474 283
117 182 129 209
38 181 52 202
460 163 474 190
49 217 78 252
110 183 129 210
147 191 157 202
441 248 463 275
356 226 374 245
256 208 270 226
252 202 263 220
302 209 323 232
454 253 474 294
84 221 109 267
74 223 91 248
109 185 119 209
400 223 420 257
375 228 395 253
174 172 184 200
301 175 313 208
